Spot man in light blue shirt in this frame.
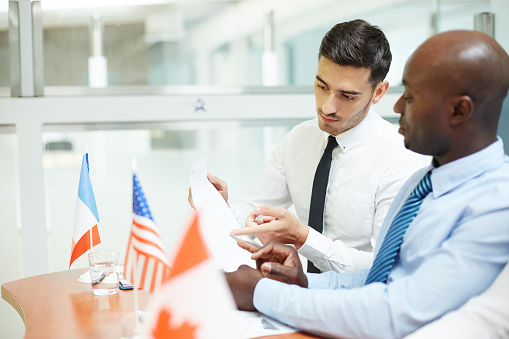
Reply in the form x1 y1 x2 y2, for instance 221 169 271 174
225 30 509 338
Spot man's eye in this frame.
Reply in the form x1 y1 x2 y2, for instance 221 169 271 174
343 94 354 101
317 84 327 90
403 96 413 103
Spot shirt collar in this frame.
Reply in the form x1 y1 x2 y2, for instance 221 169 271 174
325 108 378 154
430 137 506 198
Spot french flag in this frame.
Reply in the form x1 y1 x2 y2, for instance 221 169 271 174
69 153 101 268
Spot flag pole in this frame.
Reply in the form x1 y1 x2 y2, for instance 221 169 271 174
131 157 140 333
133 252 140 333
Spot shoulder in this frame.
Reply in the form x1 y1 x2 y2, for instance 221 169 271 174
390 167 431 202
362 111 431 169
474 159 509 201
365 111 406 149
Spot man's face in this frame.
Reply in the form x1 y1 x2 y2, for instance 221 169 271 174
393 57 451 157
314 57 382 136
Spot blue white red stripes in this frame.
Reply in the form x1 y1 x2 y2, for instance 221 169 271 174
69 153 101 268
124 172 170 293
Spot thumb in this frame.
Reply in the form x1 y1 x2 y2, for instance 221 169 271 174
261 262 295 282
207 173 220 186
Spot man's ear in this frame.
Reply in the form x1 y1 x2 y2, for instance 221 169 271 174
450 95 474 126
371 80 389 105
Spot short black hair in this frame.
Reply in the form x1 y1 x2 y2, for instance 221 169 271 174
319 19 392 88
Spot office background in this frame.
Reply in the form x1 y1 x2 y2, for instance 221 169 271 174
1 0 508 337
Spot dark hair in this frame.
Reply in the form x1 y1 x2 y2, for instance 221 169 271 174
319 19 392 88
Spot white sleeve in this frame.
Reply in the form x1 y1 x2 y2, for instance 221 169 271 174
298 228 374 272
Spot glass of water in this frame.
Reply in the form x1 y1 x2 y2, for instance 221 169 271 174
88 250 120 296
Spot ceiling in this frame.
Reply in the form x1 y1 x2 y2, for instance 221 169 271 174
0 0 490 30
0 0 240 29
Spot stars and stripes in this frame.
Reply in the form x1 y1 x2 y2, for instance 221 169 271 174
124 173 171 293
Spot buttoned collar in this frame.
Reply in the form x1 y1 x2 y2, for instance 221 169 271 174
430 137 506 198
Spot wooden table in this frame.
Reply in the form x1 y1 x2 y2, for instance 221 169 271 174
2 269 319 338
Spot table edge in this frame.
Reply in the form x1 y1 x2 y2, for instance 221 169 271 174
1 284 26 324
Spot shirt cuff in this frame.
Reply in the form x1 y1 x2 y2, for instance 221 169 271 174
298 227 332 264
306 272 333 289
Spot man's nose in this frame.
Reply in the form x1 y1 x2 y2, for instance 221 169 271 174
394 95 405 115
322 94 338 115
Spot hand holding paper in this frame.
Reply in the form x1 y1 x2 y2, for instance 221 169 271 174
190 156 256 272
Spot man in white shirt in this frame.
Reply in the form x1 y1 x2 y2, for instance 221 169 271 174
190 19 427 273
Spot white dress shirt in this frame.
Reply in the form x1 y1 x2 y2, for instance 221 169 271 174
231 108 429 272
405 261 509 339
253 138 509 338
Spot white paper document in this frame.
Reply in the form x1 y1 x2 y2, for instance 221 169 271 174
136 310 296 338
235 311 297 338
190 155 256 272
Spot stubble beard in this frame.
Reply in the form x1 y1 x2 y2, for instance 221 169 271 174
317 101 371 136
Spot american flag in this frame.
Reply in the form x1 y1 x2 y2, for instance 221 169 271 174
124 172 171 293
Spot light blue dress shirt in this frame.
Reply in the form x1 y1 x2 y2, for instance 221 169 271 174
253 138 509 339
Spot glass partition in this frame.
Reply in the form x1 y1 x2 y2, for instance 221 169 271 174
10 0 486 88
0 3 8 88
42 123 295 271
0 132 25 338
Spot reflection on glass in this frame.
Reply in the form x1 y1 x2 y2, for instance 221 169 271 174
27 0 490 87
42 124 292 272
0 8 8 87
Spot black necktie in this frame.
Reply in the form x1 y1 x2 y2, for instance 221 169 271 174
307 135 338 273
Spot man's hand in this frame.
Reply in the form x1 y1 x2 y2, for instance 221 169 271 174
231 206 310 248
224 265 264 311
188 173 229 209
237 240 308 288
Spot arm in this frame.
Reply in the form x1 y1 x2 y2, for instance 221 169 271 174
405 262 509 339
253 209 509 339
233 156 428 273
232 206 377 272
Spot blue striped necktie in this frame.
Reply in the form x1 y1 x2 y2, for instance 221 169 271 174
365 171 432 285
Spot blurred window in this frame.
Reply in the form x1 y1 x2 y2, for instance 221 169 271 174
0 0 491 88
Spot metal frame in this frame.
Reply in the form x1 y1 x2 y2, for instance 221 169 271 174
8 0 43 97
0 87 405 277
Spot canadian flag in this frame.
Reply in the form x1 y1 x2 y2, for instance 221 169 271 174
145 213 240 339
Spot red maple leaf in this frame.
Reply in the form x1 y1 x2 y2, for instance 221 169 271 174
152 308 198 338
